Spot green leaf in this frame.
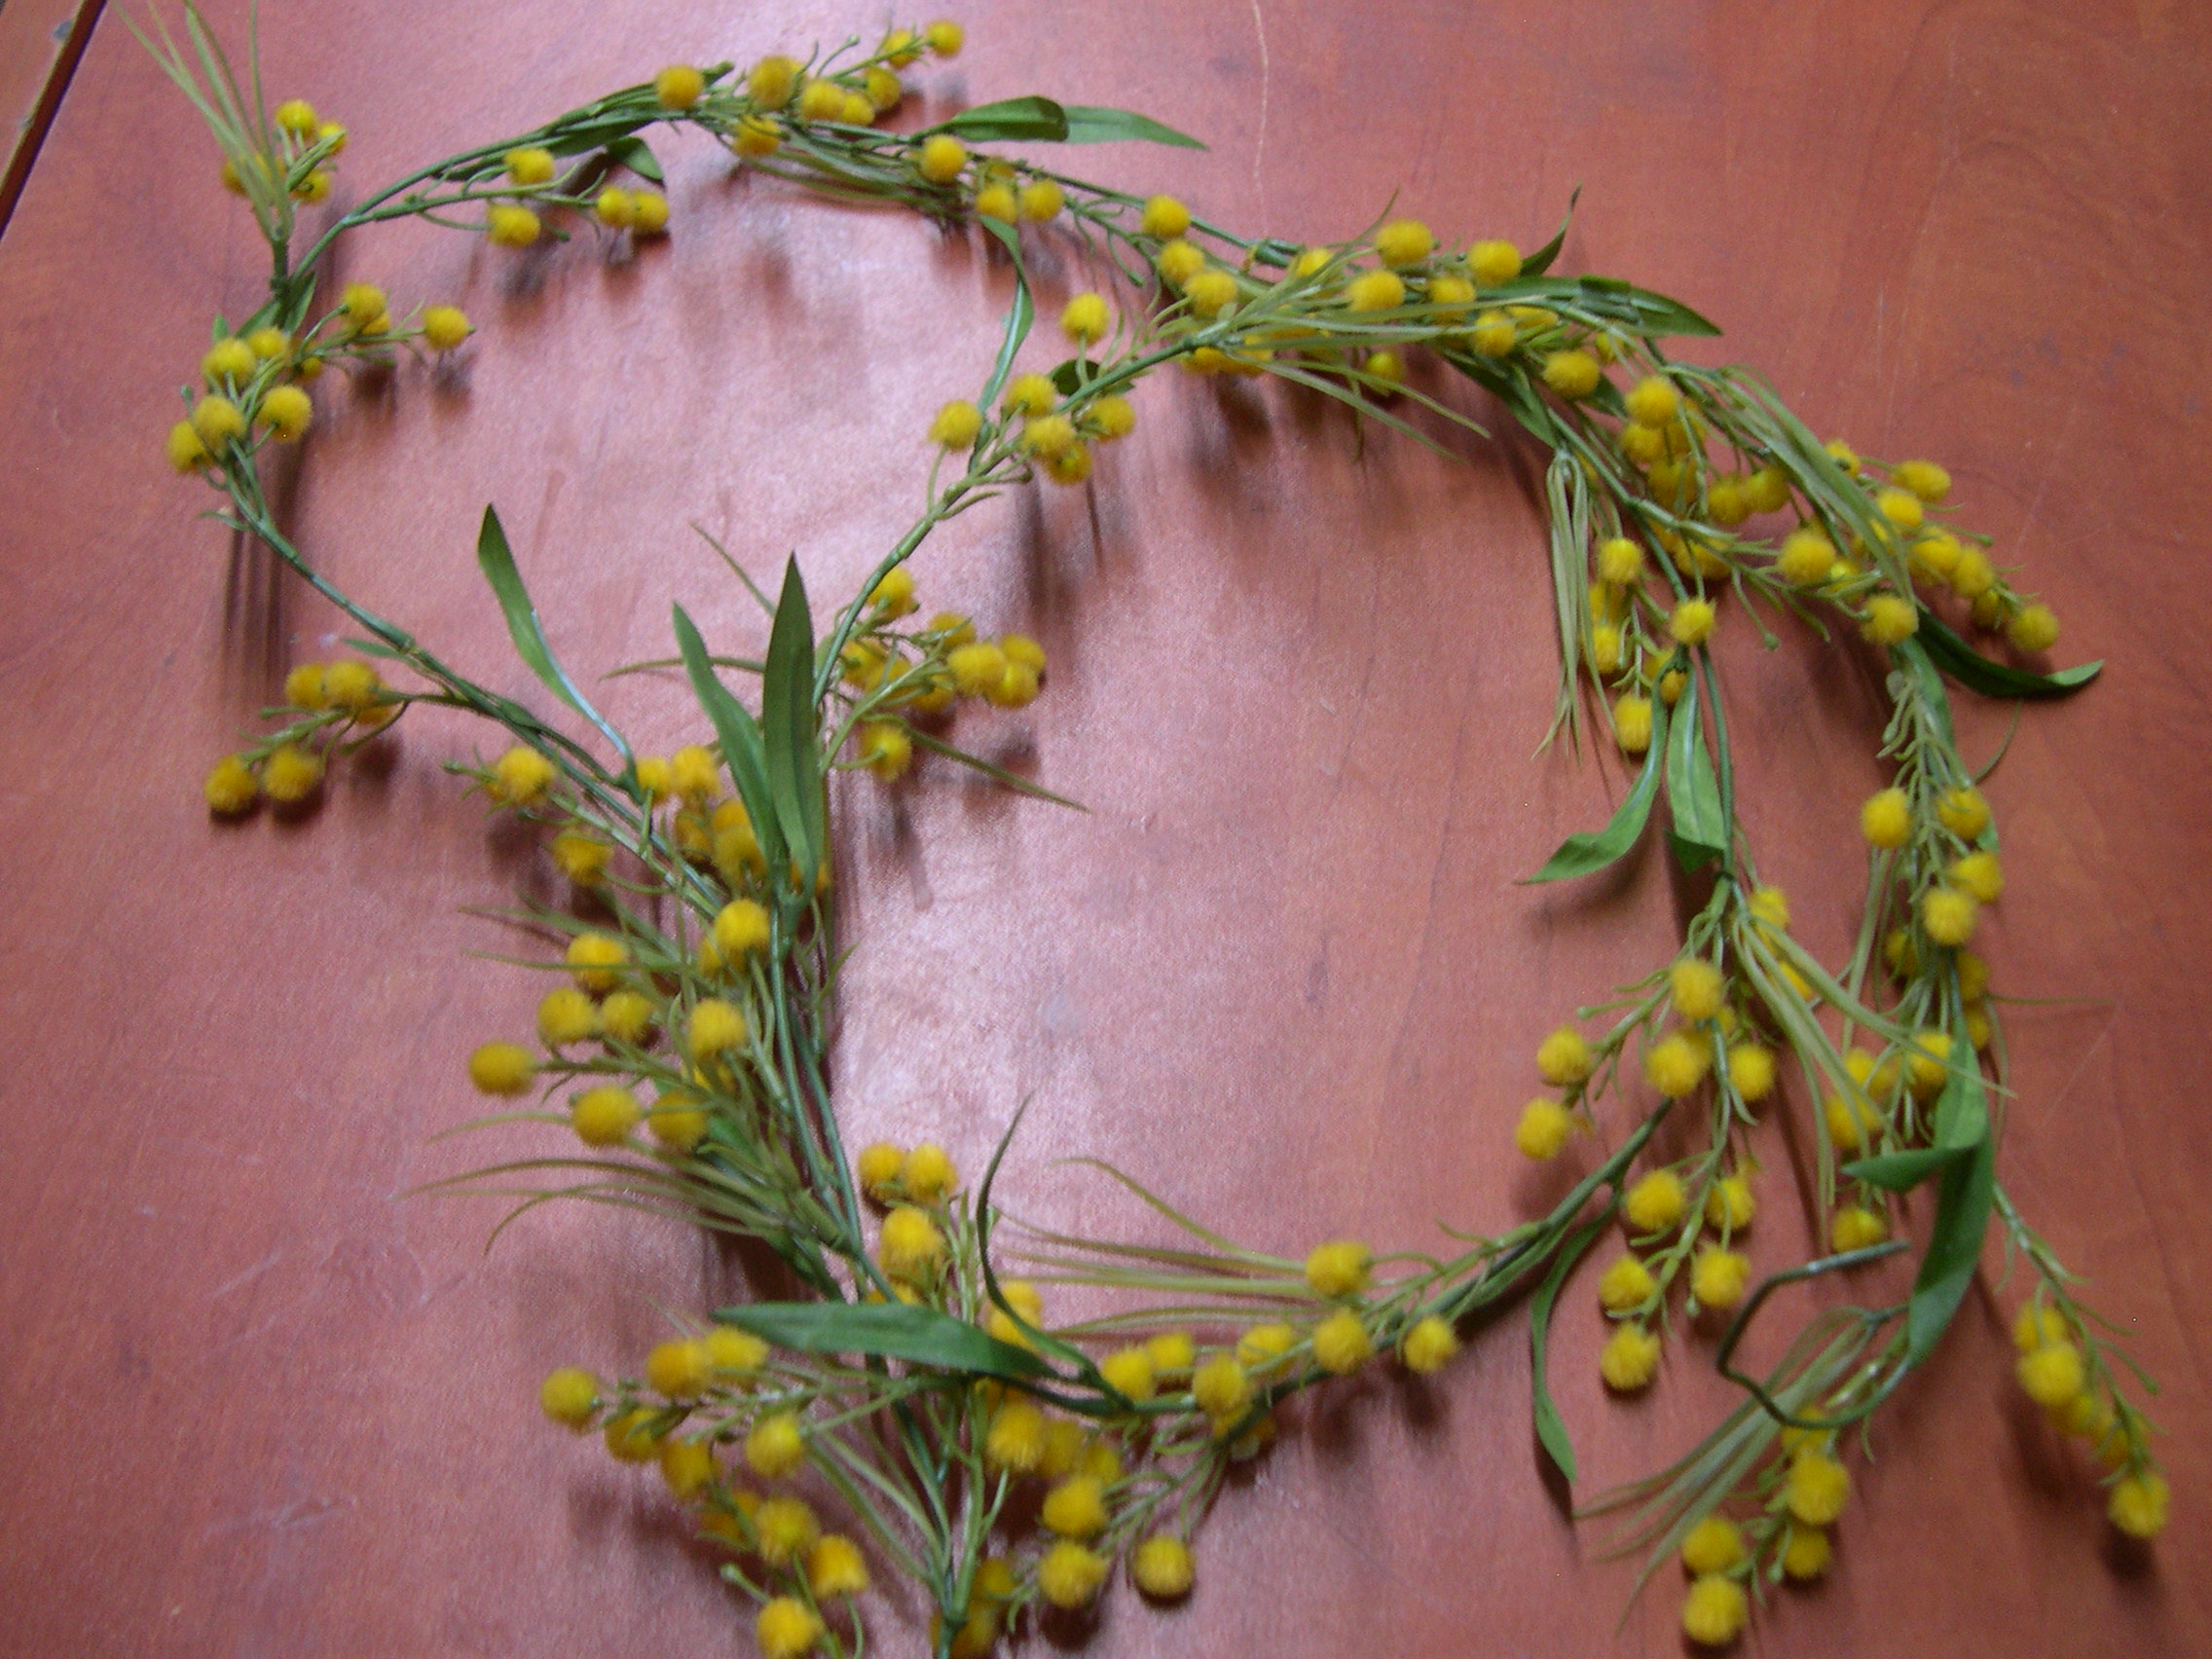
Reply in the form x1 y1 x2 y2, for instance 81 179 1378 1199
1525 700 1667 882
1840 1147 1966 1193
759 559 825 891
1530 1216 1606 1483
714 1300 1052 1382
1894 637 1957 750
475 505 632 766
977 217 1034 412
1905 1035 1994 1365
1930 1031 1990 1151
1520 189 1580 277
1664 676 1727 870
342 635 404 661
905 726 1087 808
1046 357 1087 398
602 132 663 183
672 603 786 875
1917 612 2102 699
925 95 1070 143
1618 286 1721 339
546 116 649 158
1908 1136 1994 1365
1059 104 1206 148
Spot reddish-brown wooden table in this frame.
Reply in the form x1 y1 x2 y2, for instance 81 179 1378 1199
2 3 2207 1654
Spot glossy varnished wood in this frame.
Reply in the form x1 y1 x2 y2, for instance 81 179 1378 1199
1 2 2207 1655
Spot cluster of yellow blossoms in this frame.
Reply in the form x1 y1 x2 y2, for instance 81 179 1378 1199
166 274 472 474
168 10 2165 1653
201 656 402 813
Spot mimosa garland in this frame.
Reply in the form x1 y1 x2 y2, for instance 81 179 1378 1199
151 8 2166 1655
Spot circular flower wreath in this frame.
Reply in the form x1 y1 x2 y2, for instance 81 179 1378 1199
154 9 2165 1656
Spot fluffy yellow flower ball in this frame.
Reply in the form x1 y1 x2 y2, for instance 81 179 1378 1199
1132 1534 1196 1598
1624 1169 1687 1232
1680 1573 1748 1647
1037 1540 1108 1608
1859 787 1912 849
1536 1024 1596 1088
903 1143 958 1202
488 204 540 246
1922 885 1979 947
571 1085 640 1147
1830 1205 1888 1252
468 1041 536 1095
1776 527 1835 585
756 1597 823 1659
539 1366 599 1427
2016 1340 2085 1409
1467 239 1521 285
1643 1033 1711 1099
879 1205 946 1278
1542 350 1603 399
918 133 968 184
1680 1515 1746 1574
1191 1352 1251 1419
1304 1239 1371 1299
1597 1253 1656 1312
1515 1097 1575 1160
261 742 323 802
687 997 747 1059
1061 291 1110 345
1785 1450 1851 1525
746 1412 808 1479
1346 269 1406 313
1610 690 1656 755
1690 1247 1751 1311
654 64 706 109
1311 1308 1373 1374
1400 1314 1459 1375
1139 194 1191 238
1669 597 1717 646
2109 1471 2170 1539
203 754 258 814
1599 1322 1660 1390
1782 1524 1832 1580
1375 217 1434 267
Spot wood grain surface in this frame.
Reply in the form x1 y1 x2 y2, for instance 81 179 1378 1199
2 2 2207 1655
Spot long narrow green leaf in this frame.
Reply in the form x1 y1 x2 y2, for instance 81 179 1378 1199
1664 678 1727 870
924 95 1069 143
1905 1035 1994 1364
672 603 787 875
759 559 824 890
475 505 632 768
1519 190 1580 277
1841 1147 1966 1193
1525 703 1667 882
1530 1215 1606 1481
1060 105 1206 148
1894 637 1958 749
715 1300 1052 1381
1918 612 2102 699
977 217 1033 412
905 726 1086 808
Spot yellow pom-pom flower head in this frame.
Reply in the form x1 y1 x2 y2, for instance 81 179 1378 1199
653 64 706 109
1375 217 1433 267
1681 1574 1748 1647
1132 1534 1195 1598
1535 1024 1595 1088
540 1366 600 1428
1624 1169 1687 1233
1515 1097 1574 1160
918 134 968 184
